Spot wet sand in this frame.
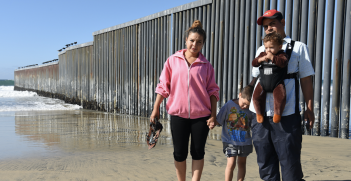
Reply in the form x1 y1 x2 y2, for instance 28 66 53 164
0 110 350 181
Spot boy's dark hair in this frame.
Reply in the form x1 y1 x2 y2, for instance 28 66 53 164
240 85 254 101
263 32 284 46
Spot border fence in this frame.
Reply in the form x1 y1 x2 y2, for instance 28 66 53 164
14 0 350 139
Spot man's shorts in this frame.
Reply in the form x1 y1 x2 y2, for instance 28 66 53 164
223 143 253 157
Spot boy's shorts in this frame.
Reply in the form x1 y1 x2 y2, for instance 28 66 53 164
223 143 253 157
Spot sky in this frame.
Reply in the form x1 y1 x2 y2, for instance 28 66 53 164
0 0 197 80
0 0 341 81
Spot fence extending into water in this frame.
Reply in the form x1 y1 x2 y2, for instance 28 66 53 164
14 62 59 97
14 0 350 139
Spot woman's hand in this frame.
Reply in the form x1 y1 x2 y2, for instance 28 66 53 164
208 95 218 129
150 94 164 123
207 116 218 129
150 108 160 124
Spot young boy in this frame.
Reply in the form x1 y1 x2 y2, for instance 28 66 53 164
252 33 288 124
216 85 255 181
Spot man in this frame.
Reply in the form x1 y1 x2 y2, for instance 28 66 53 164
249 9 315 181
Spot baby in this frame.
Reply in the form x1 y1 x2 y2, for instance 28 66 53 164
252 33 288 124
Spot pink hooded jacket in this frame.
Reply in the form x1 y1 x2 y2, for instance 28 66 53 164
155 49 220 119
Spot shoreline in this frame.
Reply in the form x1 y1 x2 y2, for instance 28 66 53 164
0 110 350 180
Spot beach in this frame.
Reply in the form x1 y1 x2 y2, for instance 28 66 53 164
0 110 350 181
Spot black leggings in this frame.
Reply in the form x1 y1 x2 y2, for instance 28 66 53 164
170 115 210 162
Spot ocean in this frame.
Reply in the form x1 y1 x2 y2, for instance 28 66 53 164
0 86 81 112
0 86 349 139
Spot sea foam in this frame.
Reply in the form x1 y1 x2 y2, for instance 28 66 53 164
0 86 37 98
0 86 82 112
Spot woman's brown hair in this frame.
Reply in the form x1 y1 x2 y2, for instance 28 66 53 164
185 20 206 42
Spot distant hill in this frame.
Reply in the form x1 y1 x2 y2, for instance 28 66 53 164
0 80 14 86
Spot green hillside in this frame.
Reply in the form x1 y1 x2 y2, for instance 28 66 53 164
0 80 14 86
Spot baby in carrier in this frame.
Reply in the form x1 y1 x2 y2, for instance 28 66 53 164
252 33 288 124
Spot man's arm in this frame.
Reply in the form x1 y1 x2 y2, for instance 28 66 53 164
300 76 314 128
249 77 258 86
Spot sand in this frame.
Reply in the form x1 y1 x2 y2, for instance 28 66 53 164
0 110 350 181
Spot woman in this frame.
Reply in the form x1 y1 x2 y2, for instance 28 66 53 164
150 20 219 181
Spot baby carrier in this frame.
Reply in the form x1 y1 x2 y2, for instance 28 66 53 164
259 41 296 92
258 40 300 114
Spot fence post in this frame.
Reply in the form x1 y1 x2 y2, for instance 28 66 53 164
340 0 351 139
331 0 345 138
322 0 335 136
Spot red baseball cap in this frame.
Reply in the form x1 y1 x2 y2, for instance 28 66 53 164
257 9 283 25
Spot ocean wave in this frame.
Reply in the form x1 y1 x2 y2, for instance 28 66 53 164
0 86 38 98
0 86 14 91
0 102 82 112
0 86 82 112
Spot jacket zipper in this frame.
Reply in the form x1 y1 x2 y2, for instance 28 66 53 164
188 65 191 118
184 60 192 119
183 55 206 119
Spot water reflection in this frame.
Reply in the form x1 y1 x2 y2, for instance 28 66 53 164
14 111 170 151
13 110 222 153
